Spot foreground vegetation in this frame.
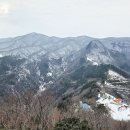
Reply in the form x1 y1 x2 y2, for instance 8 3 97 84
0 89 130 130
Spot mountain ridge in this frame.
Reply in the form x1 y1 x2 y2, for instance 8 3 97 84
0 33 130 101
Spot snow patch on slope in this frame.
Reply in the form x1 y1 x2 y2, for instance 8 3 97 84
87 57 98 65
38 84 46 92
0 54 3 58
108 70 126 80
47 72 52 77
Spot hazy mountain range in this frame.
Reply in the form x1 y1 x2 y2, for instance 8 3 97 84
0 32 130 99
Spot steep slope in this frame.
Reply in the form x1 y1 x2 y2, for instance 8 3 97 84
52 62 130 99
85 40 114 64
85 40 130 73
101 38 130 72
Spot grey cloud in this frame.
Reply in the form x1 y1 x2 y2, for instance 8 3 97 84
0 0 130 38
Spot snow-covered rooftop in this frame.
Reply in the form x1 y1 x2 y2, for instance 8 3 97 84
97 93 130 121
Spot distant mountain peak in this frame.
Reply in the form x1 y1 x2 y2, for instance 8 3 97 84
85 40 112 64
22 32 49 38
86 40 105 50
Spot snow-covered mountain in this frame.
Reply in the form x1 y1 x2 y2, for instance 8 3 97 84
85 40 114 64
85 40 130 73
1 33 130 123
0 33 92 58
0 33 130 97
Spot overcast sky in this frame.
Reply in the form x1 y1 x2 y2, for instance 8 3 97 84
0 0 130 38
